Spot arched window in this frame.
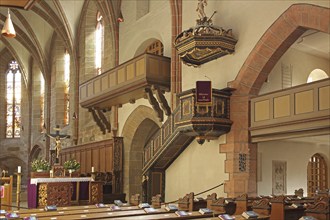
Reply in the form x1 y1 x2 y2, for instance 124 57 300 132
145 40 164 56
40 73 45 131
307 153 328 197
95 11 103 75
64 50 70 125
6 61 21 138
307 69 328 83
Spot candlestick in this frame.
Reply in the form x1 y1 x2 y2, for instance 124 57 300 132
91 167 95 172
16 172 22 210
17 166 21 173
50 170 53 178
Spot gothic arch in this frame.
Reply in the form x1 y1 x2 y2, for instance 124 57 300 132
121 105 162 200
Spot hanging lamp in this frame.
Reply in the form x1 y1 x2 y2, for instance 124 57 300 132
2 9 16 38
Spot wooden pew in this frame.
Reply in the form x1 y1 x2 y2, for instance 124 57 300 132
270 195 304 220
304 197 329 220
206 193 236 215
35 207 171 220
18 205 141 219
130 193 140 206
252 197 271 216
178 192 206 212
234 193 249 214
152 194 162 209
0 175 13 211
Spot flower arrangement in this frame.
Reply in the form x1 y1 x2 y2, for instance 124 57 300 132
31 158 51 172
63 158 80 171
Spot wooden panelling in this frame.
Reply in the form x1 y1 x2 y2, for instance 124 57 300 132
295 90 313 114
274 95 290 118
136 58 145 76
94 79 101 94
319 86 329 110
80 151 86 173
149 57 159 75
109 73 116 87
99 147 105 172
117 68 126 84
105 146 113 171
61 140 117 174
79 54 170 109
250 78 330 142
255 100 270 121
80 85 87 99
101 75 108 91
86 149 92 170
127 63 135 80
92 148 99 171
87 83 93 98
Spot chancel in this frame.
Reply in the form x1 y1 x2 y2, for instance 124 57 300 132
0 0 329 219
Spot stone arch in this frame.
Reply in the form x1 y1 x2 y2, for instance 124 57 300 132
221 4 330 197
29 145 43 162
134 38 164 57
121 105 161 200
231 4 329 95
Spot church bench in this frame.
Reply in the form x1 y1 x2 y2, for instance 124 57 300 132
193 214 270 220
36 208 171 220
178 192 207 211
206 193 236 215
304 197 329 220
113 210 224 220
18 205 141 219
14 204 117 214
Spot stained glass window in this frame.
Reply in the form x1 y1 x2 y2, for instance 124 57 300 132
64 50 70 125
95 11 103 75
6 61 21 138
40 72 45 130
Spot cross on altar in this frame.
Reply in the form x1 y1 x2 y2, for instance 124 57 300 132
45 125 70 164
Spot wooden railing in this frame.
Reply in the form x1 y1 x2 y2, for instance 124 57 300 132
79 53 171 109
250 78 330 142
142 88 232 172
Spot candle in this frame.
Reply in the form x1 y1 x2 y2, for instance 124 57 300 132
17 166 21 173
91 167 95 172
50 170 53 177
69 169 73 174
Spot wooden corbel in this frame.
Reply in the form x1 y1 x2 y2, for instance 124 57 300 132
145 87 164 122
96 108 111 132
153 86 171 116
89 108 106 134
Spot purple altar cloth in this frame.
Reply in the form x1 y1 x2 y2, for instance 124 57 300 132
27 178 37 208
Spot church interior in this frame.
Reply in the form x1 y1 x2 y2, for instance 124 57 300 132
0 0 329 219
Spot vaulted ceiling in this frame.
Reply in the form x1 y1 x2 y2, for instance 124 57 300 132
0 0 121 86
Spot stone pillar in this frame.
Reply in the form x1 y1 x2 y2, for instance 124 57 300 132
220 95 257 197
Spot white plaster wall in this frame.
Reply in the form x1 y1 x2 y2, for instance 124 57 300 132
260 47 330 94
119 0 171 63
258 137 330 197
181 0 330 90
165 135 227 202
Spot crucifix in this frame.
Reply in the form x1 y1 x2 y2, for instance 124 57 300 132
45 125 70 164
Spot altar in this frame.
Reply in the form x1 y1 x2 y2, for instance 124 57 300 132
28 177 103 208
